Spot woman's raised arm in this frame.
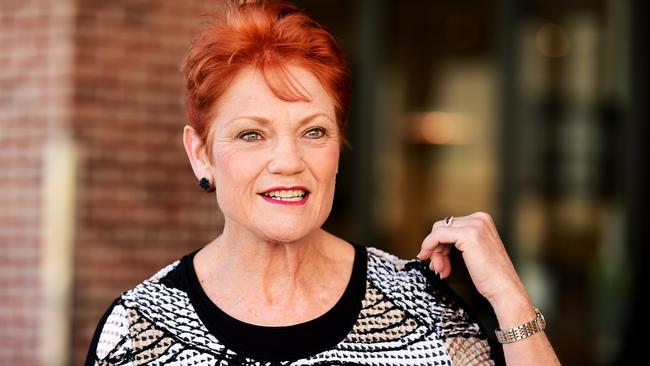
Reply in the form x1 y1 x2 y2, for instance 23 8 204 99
418 212 561 365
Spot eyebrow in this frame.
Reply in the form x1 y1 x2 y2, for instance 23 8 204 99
229 112 335 126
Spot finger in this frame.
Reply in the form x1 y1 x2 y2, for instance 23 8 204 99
420 234 452 254
418 239 451 260
431 214 471 229
427 251 453 278
418 227 465 259
420 217 467 260
428 254 436 272
432 218 451 229
439 255 452 279
429 252 445 274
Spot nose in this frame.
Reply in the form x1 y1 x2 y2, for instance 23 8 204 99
267 136 305 175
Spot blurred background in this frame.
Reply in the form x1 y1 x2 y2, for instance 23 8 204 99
0 0 647 365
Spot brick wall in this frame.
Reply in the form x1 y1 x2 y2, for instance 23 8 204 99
0 0 75 364
71 1 222 364
1 1 223 364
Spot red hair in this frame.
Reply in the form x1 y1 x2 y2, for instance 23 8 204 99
182 0 351 153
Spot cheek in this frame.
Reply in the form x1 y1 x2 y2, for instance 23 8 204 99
312 146 340 182
213 149 260 191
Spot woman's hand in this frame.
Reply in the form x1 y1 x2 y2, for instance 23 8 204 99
417 212 528 307
419 212 562 365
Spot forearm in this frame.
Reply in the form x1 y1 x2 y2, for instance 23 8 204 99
491 294 561 366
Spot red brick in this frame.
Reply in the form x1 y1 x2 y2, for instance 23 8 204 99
1 0 220 364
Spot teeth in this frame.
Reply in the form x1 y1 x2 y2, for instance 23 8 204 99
263 189 307 200
270 196 303 202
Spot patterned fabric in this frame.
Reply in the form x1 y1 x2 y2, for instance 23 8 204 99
86 246 497 365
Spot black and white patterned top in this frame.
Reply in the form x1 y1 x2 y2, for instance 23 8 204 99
85 245 501 365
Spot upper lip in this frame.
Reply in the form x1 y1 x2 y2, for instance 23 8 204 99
259 186 310 194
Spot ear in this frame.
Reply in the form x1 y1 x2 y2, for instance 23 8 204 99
183 125 212 180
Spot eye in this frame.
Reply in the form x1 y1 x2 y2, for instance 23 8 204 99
304 127 326 139
238 130 263 141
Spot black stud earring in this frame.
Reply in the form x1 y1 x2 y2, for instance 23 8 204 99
199 177 214 192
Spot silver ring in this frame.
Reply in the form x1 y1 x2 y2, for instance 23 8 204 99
444 216 454 227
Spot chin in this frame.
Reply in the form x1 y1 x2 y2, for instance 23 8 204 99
264 230 312 244
258 223 319 244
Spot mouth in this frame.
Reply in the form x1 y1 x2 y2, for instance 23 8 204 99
259 186 310 205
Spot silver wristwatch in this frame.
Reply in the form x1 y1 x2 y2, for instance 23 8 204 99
495 307 546 344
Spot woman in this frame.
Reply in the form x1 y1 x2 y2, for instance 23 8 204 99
86 1 560 365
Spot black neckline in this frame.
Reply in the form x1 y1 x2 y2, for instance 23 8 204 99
181 244 367 362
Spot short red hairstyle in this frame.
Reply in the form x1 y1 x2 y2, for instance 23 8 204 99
182 0 351 153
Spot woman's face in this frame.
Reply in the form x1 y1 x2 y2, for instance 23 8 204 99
207 65 340 243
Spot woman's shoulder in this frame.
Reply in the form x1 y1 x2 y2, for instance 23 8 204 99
92 255 190 323
364 245 433 284
119 255 196 316
364 245 467 303
364 245 484 334
84 254 197 365
93 254 194 332
364 245 450 309
363 245 500 363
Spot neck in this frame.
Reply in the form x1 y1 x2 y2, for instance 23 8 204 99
216 225 326 283
194 222 355 326
198 223 346 309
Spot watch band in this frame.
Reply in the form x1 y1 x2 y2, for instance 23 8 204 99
495 307 546 344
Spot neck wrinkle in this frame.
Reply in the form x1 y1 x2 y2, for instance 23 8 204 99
205 224 330 306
